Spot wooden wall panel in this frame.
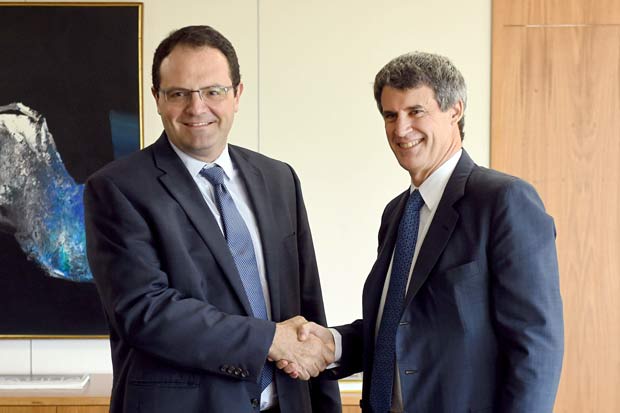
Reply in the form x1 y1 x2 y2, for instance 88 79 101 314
492 1 620 412
495 0 620 25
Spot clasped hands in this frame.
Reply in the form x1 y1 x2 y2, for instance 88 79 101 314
268 316 334 380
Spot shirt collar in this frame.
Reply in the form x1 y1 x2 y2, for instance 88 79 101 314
412 149 462 211
168 139 235 181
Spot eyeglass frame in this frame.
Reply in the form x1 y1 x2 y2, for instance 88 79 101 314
156 85 236 105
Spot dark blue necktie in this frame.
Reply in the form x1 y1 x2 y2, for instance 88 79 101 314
370 190 424 413
200 165 274 391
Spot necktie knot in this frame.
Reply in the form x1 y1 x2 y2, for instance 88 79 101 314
408 189 424 215
199 165 225 186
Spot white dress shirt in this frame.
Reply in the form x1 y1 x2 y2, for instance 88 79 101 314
332 149 462 411
169 141 277 411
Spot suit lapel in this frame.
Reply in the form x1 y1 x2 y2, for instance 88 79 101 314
151 135 254 316
229 145 282 321
403 150 475 307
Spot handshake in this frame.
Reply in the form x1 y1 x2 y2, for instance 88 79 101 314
267 316 335 380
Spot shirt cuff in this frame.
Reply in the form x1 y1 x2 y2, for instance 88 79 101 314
327 328 342 368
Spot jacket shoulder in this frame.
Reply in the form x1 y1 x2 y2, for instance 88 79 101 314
467 165 540 200
230 144 292 173
85 144 157 188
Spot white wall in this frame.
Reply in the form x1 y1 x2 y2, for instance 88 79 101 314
0 0 490 374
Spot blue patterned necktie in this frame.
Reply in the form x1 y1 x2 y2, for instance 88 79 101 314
200 165 274 391
370 190 424 413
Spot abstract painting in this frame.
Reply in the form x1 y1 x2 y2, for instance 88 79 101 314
0 3 142 336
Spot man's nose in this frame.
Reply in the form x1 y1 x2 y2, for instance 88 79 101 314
395 116 411 137
185 91 210 114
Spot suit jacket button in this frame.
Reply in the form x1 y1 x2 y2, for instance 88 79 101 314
220 364 228 372
227 367 236 374
241 370 249 378
234 368 242 376
251 398 260 408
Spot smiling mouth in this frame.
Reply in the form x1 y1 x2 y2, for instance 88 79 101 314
398 138 423 149
184 120 216 127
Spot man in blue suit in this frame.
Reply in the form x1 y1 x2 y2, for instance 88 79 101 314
84 26 340 412
285 52 564 412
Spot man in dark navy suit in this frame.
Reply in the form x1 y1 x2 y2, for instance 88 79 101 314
84 25 340 413
286 52 564 413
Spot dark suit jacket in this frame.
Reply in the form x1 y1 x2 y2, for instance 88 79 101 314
84 134 341 413
330 151 563 413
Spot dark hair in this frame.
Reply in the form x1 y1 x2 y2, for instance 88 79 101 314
373 52 467 140
152 25 241 95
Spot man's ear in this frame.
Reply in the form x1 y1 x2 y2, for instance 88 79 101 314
152 87 161 114
233 82 244 112
450 100 464 125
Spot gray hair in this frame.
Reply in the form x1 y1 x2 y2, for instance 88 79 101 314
373 52 467 140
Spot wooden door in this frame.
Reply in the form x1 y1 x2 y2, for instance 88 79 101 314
492 1 620 412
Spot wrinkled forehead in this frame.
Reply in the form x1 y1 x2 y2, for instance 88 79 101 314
380 85 439 110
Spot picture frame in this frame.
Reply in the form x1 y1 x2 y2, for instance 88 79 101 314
0 2 143 337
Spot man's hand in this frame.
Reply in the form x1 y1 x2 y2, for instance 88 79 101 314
274 321 335 379
268 316 335 380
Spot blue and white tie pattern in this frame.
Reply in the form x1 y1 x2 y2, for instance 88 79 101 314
200 165 274 391
370 190 424 413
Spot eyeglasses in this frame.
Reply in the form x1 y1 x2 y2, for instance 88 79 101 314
158 85 234 105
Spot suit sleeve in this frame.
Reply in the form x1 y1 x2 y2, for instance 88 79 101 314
287 166 342 412
490 179 564 412
328 320 364 379
84 174 275 382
